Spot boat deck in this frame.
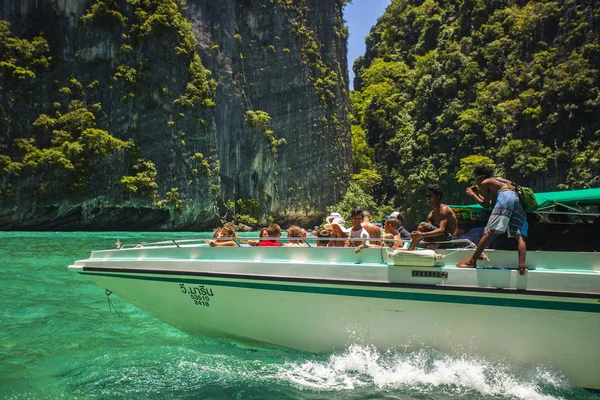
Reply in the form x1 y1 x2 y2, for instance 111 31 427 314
72 241 600 298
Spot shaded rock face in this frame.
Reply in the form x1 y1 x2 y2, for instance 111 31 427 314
0 0 351 230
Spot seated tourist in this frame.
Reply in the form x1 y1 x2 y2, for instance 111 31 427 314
245 227 269 246
407 184 458 251
383 217 403 248
315 229 331 247
209 225 238 247
324 217 350 247
257 223 283 246
361 209 381 245
325 212 342 225
381 233 395 248
284 225 308 247
347 208 370 252
259 227 269 238
388 211 411 240
205 227 222 244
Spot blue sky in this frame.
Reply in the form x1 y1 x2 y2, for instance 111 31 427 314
344 0 391 90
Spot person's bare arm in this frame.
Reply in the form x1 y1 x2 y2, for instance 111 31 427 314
427 211 435 224
420 217 448 238
411 213 448 240
466 180 492 208
210 240 237 247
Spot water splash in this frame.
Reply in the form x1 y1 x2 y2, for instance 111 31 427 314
272 344 570 399
8 336 589 400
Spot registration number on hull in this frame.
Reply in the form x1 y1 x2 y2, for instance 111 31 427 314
179 283 215 307
412 270 448 278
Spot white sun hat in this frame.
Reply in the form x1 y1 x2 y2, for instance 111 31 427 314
326 212 342 224
324 217 350 233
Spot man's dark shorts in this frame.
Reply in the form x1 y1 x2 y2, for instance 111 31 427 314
421 223 456 242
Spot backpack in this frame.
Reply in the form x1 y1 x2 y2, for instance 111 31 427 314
494 177 538 211
515 185 538 211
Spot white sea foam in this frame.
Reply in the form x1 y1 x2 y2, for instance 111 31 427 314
272 344 567 399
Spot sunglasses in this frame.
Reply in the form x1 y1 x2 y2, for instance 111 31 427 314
425 194 434 199
474 175 484 181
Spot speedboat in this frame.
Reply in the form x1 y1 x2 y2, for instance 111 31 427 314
69 189 600 390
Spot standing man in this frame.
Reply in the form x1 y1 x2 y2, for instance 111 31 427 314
456 164 528 274
407 184 459 250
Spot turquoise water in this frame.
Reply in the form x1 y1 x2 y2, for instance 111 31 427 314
0 231 597 400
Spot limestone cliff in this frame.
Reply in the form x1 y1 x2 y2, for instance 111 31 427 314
0 0 351 230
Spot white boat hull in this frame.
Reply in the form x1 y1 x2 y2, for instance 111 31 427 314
70 245 600 389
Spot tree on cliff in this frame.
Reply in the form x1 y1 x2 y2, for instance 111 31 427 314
350 0 600 220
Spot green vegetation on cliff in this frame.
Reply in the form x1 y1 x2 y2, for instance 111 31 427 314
351 0 600 218
5 73 135 199
1 0 218 220
245 110 287 155
0 21 50 80
0 0 352 230
274 0 351 191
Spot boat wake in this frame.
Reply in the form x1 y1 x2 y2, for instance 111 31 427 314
62 338 587 399
272 345 570 399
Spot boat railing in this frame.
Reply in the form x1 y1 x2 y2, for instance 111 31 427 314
118 238 209 249
115 237 475 250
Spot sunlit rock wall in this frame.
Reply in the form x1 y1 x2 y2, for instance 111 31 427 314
0 0 351 230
